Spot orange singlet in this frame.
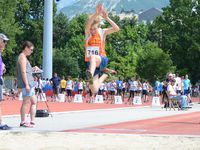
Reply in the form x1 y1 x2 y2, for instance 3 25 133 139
85 29 106 62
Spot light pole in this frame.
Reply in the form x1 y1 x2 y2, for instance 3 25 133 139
42 0 53 79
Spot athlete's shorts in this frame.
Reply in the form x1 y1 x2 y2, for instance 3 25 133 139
110 91 115 95
66 89 72 96
22 87 35 97
117 89 122 95
184 89 190 95
61 88 66 93
53 86 59 95
87 56 109 76
78 89 83 94
142 90 147 95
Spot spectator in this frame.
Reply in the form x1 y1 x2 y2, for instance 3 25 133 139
0 33 11 130
167 79 189 110
60 76 67 94
183 74 192 103
50 72 61 101
17 41 40 127
122 80 127 102
78 78 84 94
142 81 148 103
66 76 73 102
155 78 160 96
35 76 44 100
175 73 182 95
108 79 116 104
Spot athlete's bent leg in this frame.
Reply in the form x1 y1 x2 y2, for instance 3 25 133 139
89 74 108 94
89 55 101 76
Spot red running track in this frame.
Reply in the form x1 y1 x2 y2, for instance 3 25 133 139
1 97 151 116
65 112 200 135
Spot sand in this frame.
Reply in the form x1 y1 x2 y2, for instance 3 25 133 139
0 132 199 150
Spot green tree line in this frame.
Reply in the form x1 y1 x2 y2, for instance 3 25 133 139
0 0 199 83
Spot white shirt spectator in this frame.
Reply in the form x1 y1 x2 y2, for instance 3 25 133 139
167 84 177 99
175 77 182 91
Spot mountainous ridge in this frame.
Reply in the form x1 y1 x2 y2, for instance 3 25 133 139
59 0 169 18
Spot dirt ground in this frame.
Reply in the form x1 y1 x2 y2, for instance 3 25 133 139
0 132 199 150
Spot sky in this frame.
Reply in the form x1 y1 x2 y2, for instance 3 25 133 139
57 0 77 11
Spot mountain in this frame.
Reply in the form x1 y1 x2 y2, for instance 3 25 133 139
60 0 169 18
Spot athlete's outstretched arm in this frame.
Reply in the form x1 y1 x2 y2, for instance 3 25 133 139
102 8 120 36
85 4 102 36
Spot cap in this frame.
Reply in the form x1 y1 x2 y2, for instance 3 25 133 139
0 33 9 41
168 73 173 77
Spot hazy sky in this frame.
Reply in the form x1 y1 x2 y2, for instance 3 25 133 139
57 0 77 11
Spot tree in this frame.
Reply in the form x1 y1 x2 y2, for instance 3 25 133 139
53 49 80 77
0 0 21 75
149 0 200 82
53 13 69 49
136 41 175 82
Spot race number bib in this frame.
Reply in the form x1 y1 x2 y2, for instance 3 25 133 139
86 46 100 57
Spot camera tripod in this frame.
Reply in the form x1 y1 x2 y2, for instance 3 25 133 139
36 89 53 117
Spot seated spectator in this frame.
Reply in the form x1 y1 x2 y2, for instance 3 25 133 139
167 79 189 110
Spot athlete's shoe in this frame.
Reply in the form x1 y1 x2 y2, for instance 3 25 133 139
102 68 117 75
0 124 12 130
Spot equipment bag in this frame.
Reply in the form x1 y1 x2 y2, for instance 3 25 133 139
36 109 49 117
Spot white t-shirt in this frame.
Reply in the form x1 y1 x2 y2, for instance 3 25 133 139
78 82 83 90
110 82 116 91
167 84 177 99
66 80 73 90
142 83 148 90
129 81 137 91
175 77 182 91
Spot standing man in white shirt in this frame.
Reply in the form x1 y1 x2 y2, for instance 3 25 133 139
175 73 182 95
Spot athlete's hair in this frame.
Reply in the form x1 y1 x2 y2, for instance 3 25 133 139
67 76 72 80
22 41 34 50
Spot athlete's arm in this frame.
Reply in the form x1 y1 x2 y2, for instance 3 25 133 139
101 9 120 36
85 4 102 37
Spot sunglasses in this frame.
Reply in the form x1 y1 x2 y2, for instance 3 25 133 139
1 40 7 44
29 47 34 51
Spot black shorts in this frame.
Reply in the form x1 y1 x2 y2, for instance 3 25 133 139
61 88 65 93
66 89 72 96
78 89 83 94
129 90 135 97
35 88 42 94
110 91 115 95
53 86 59 94
142 90 147 95
98 89 103 95
117 89 122 95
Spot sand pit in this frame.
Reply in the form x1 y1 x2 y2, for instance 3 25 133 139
0 132 199 150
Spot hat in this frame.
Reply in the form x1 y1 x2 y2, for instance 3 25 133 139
168 73 173 77
0 33 9 41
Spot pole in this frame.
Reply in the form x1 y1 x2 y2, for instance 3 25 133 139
42 0 53 79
